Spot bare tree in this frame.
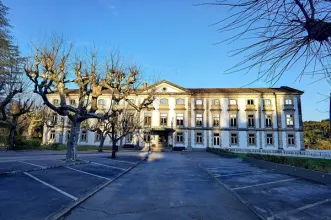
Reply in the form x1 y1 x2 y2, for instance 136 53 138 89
24 38 154 161
0 96 33 150
199 0 331 84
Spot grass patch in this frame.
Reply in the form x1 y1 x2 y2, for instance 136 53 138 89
247 154 331 173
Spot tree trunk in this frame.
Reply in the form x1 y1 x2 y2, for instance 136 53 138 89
67 121 81 161
111 138 117 158
98 135 105 152
7 126 15 151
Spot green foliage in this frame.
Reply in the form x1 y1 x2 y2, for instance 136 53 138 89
247 154 331 173
304 120 331 150
13 138 41 150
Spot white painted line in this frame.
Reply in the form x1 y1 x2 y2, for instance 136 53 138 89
90 162 127 171
23 172 77 201
232 178 297 190
107 159 135 165
267 198 331 220
220 171 264 177
19 161 46 169
65 166 110 180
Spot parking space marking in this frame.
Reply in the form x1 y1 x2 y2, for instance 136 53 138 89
108 159 136 165
219 171 264 177
89 161 127 171
23 172 78 201
19 161 46 169
267 198 331 220
231 178 297 190
65 166 111 180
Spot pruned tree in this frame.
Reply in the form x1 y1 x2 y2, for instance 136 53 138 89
24 38 154 161
199 0 331 84
88 110 141 157
0 96 34 150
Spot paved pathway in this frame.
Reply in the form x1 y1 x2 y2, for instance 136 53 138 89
64 152 259 220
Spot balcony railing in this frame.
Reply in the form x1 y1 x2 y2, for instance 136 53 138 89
210 104 221 112
174 104 186 111
194 105 204 111
245 104 256 111
263 105 273 111
283 104 295 111
228 104 239 111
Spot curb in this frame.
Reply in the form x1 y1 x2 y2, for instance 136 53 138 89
46 152 150 220
0 161 86 177
243 157 331 185
196 163 265 220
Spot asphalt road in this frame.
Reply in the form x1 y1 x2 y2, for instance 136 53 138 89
0 151 147 220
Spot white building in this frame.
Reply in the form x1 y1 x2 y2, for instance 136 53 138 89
42 80 304 151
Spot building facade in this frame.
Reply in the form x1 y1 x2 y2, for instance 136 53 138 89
42 80 304 151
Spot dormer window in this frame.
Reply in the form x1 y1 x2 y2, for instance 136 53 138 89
285 99 293 105
160 98 168 105
229 99 237 105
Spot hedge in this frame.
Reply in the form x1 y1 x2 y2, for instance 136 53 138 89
13 138 42 150
247 153 331 173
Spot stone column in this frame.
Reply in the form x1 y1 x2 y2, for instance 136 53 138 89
187 96 192 150
275 94 283 150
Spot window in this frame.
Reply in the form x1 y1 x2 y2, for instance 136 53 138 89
264 99 271 105
229 99 237 105
265 115 272 128
176 113 184 126
84 99 90 106
285 99 293 105
98 99 105 105
266 134 273 145
53 99 59 105
196 132 203 144
248 133 256 145
129 99 135 104
144 134 150 143
247 99 254 105
196 113 203 127
213 114 219 127
176 132 184 143
50 130 56 140
196 99 203 105
213 99 220 105
160 113 167 126
248 114 255 128
81 130 87 141
70 99 76 106
160 98 168 105
213 133 220 146
176 98 184 104
230 133 238 145
144 114 152 127
287 134 295 145
95 132 102 142
66 130 70 141
51 113 57 124
230 114 237 127
286 114 294 127
126 134 133 143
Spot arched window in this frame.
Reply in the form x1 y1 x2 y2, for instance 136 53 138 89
98 99 105 105
160 98 168 104
176 98 184 104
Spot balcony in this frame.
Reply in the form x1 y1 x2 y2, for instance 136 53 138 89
263 105 273 111
174 104 186 111
227 104 239 111
159 104 169 111
283 104 295 111
245 104 256 111
194 105 204 111
210 104 221 112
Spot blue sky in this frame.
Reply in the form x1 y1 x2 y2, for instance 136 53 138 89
3 0 330 121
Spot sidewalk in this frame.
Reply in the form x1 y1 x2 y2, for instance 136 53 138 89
64 152 259 220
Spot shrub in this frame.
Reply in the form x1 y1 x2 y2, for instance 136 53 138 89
13 138 42 150
247 154 331 173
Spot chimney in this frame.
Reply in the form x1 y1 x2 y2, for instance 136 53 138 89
142 82 148 90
